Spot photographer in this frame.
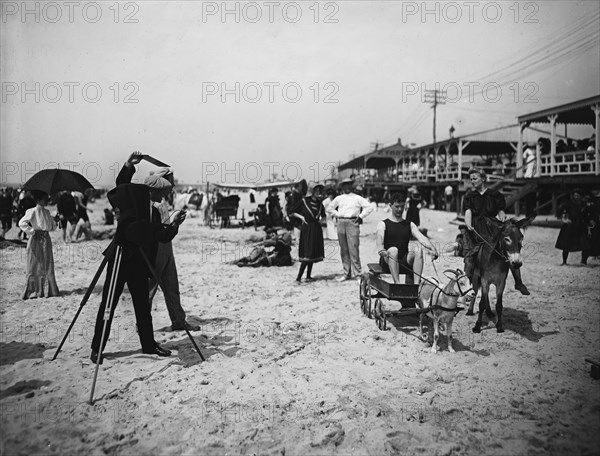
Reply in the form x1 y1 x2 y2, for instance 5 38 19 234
90 154 187 363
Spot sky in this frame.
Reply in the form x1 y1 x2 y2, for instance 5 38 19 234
1 0 599 187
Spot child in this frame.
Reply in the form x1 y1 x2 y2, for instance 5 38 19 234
103 208 115 225
18 190 59 299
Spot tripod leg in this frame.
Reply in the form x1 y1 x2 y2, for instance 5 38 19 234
52 242 116 361
138 248 205 362
89 245 123 405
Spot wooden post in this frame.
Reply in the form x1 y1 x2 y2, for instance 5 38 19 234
536 141 542 177
517 123 524 178
593 104 599 176
549 114 557 177
458 139 463 181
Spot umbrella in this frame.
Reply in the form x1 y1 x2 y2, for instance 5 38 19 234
22 169 95 195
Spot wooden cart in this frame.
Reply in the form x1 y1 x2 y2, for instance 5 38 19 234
359 263 428 331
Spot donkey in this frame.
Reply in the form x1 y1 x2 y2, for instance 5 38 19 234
469 214 536 334
417 269 473 353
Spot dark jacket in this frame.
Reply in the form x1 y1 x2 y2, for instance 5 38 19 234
107 163 178 275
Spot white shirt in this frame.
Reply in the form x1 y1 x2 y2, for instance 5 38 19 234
326 193 374 219
18 205 56 236
524 148 536 164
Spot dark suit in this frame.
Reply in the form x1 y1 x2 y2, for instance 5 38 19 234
91 167 178 353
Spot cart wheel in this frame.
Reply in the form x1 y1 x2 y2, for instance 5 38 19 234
374 298 383 329
366 288 373 319
359 275 366 314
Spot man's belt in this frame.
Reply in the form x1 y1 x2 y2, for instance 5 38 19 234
338 216 359 219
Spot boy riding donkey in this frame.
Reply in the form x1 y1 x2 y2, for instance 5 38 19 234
463 167 530 310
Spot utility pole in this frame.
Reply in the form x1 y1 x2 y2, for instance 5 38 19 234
424 89 447 144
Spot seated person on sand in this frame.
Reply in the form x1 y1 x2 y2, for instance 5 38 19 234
441 224 468 257
376 192 439 284
237 228 293 267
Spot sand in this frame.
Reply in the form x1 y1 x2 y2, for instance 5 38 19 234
1 198 599 456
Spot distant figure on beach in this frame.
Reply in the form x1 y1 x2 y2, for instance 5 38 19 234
0 187 14 240
18 190 59 299
103 208 115 225
405 186 422 227
16 190 35 241
265 187 284 228
56 191 78 243
289 182 325 283
444 185 453 212
236 228 293 267
524 146 536 178
322 188 338 240
555 188 589 265
71 191 92 241
326 178 374 281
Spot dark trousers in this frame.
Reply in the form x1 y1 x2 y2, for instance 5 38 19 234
148 241 186 326
91 259 156 353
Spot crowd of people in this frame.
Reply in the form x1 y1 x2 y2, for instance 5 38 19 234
3 151 599 363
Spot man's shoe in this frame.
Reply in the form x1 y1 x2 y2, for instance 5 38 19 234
515 283 530 295
171 322 200 331
336 275 351 282
143 345 172 357
90 350 103 364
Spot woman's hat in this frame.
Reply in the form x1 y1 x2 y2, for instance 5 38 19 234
340 178 354 185
307 182 325 196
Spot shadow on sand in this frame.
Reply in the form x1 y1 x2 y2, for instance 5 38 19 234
0 379 52 400
0 341 47 366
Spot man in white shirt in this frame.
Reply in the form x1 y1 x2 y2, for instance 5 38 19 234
326 178 374 280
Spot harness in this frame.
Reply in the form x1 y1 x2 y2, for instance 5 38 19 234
385 253 470 298
418 274 473 314
384 252 472 313
471 227 510 263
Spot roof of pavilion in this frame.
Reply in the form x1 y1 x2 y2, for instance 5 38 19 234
337 125 539 171
517 95 600 126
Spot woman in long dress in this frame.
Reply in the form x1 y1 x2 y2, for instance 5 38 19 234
290 183 325 283
555 189 588 265
18 190 59 299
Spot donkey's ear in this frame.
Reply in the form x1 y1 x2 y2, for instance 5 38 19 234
515 212 536 229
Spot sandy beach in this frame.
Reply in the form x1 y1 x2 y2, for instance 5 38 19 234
1 198 599 456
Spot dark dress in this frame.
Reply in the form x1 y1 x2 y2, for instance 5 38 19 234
462 188 506 279
405 198 421 227
295 198 325 263
555 201 588 252
57 192 77 227
583 199 600 256
286 190 304 229
265 194 283 228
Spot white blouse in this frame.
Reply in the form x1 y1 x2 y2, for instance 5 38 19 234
18 205 57 235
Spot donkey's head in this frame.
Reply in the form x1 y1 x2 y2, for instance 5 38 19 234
499 213 536 268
